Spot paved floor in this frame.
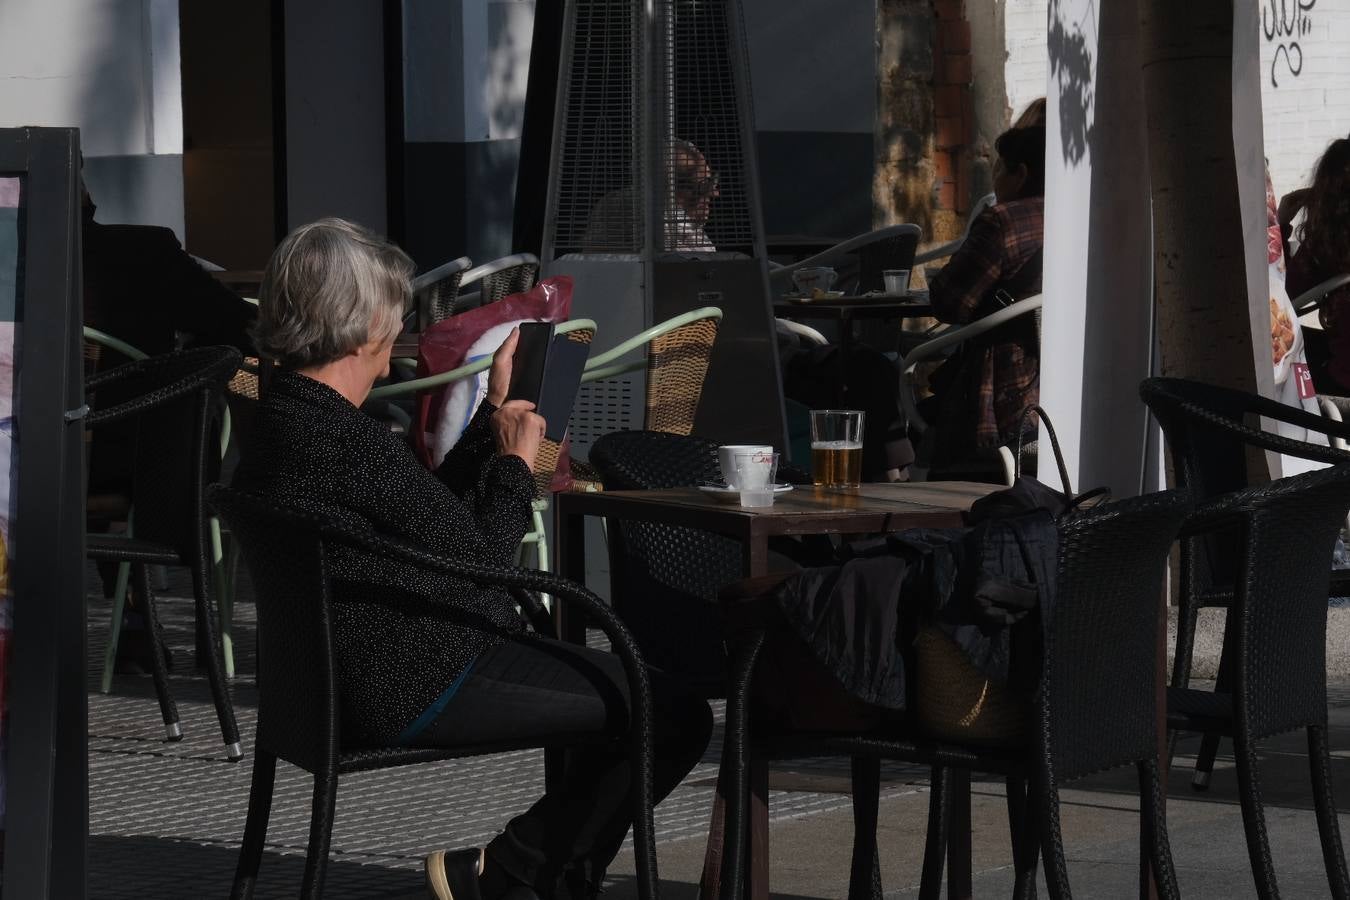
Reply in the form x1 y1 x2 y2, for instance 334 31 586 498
86 565 1350 898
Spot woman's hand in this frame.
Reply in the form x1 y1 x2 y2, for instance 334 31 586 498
491 399 546 469
1277 187 1311 228
486 327 519 407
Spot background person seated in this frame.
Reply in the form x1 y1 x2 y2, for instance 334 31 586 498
923 124 1046 469
232 218 712 900
1278 135 1350 396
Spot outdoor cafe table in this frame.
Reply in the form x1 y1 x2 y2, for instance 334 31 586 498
774 292 935 403
552 480 997 899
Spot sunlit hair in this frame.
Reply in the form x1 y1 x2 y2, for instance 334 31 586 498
254 218 413 369
1013 97 1046 129
1297 137 1350 273
995 125 1047 199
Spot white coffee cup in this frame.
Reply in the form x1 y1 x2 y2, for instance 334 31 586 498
718 444 775 489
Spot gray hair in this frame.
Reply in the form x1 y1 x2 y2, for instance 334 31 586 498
255 217 414 368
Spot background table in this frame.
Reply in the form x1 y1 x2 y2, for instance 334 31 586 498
553 480 996 899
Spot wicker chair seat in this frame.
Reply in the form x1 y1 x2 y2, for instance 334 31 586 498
85 533 181 566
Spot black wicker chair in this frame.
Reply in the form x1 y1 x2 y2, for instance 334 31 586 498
207 486 661 900
1143 379 1350 898
588 431 747 692
1139 377 1350 785
715 489 1192 900
85 346 243 759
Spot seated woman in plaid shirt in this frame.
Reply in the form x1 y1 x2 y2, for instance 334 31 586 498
927 125 1046 466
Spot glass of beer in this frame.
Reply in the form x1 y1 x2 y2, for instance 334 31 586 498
809 409 864 488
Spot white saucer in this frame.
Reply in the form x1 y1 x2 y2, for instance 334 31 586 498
698 483 795 504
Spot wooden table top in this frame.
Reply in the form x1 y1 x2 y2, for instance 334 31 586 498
774 292 932 319
557 481 993 536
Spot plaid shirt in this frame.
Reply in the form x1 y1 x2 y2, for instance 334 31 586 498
928 196 1044 457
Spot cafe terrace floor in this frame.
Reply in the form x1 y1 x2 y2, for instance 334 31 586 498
84 565 1350 898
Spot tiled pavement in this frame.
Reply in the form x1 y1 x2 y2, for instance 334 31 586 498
85 566 928 899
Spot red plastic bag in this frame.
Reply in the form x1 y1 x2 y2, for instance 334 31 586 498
413 276 574 490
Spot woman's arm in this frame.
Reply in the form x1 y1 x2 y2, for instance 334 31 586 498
928 210 1006 325
434 399 500 497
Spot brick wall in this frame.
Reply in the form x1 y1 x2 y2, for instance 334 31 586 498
933 0 974 227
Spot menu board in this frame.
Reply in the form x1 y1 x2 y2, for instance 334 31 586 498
0 176 15 834
0 128 86 899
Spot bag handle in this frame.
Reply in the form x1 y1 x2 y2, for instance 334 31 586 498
1014 404 1073 498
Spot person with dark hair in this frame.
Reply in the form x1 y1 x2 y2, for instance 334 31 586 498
1013 96 1046 129
1279 136 1350 394
925 124 1046 465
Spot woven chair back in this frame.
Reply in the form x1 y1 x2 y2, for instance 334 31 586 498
645 317 719 435
88 347 240 560
209 486 340 772
590 430 739 690
1040 489 1191 781
481 261 540 305
1140 376 1350 598
1233 464 1350 737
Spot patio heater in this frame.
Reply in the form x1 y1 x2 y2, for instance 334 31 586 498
539 0 787 455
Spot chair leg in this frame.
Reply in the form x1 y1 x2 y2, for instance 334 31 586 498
230 750 277 900
1032 767 1071 900
918 766 950 900
719 632 764 900
1232 730 1279 899
1165 591 1201 768
947 769 973 900
1308 725 1350 899
1137 759 1180 900
300 772 338 900
1006 775 1039 900
210 515 236 679
100 560 132 694
136 565 181 741
192 568 243 761
1193 623 1236 792
849 756 882 900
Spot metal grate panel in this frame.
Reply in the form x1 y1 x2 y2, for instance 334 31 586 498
552 0 643 255
545 0 764 259
658 0 758 252
568 375 640 458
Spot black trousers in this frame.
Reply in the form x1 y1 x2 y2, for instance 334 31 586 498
412 636 714 893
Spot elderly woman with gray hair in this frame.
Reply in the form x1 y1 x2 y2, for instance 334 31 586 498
232 218 711 900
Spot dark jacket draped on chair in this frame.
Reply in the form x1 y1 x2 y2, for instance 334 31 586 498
231 369 536 744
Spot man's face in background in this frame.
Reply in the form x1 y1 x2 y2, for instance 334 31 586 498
674 147 718 226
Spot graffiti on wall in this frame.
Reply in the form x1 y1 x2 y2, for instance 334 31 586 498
1263 0 1316 88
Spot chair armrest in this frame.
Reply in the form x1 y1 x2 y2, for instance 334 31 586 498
1291 273 1350 316
898 294 1042 435
912 238 963 266
767 224 923 280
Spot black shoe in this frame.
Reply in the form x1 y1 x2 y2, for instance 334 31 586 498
425 848 485 900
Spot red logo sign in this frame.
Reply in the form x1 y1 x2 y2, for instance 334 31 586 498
1294 362 1316 400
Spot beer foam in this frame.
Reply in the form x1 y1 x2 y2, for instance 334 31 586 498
810 440 863 450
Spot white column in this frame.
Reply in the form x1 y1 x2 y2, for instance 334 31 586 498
1038 0 1155 496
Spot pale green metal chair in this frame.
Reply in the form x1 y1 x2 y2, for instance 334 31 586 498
366 318 599 571
580 306 723 435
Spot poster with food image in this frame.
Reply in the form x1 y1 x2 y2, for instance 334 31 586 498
1265 166 1326 476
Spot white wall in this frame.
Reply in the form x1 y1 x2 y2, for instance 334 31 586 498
0 0 184 232
1259 0 1350 198
1005 0 1049 122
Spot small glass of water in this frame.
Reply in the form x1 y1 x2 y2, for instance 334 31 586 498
736 452 779 508
809 409 864 488
883 268 911 295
